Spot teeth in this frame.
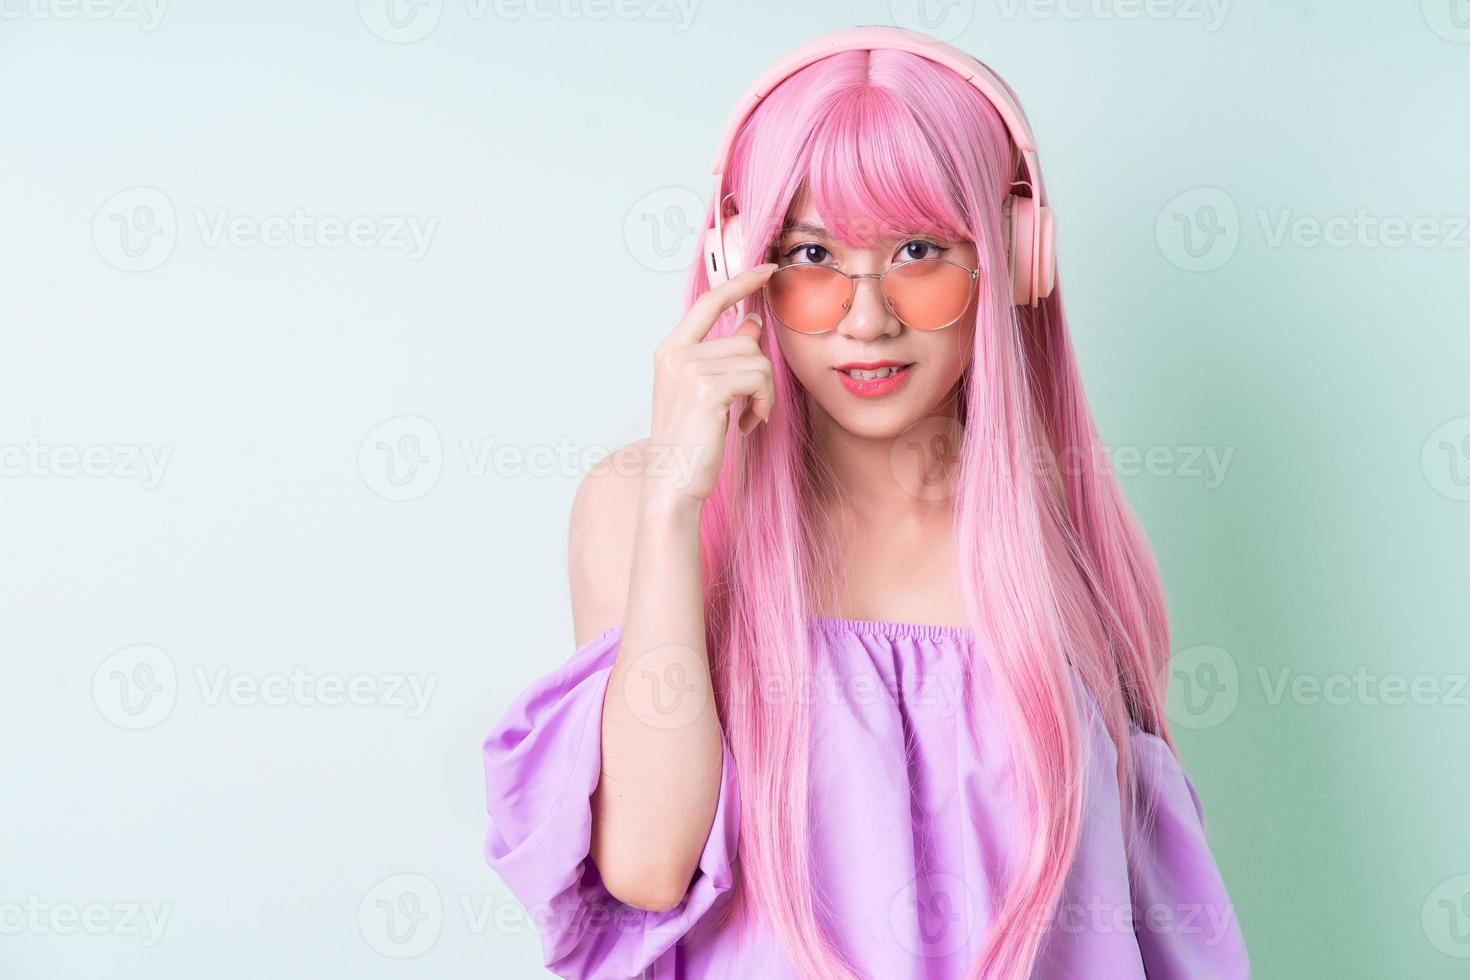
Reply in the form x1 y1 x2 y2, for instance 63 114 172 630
844 366 902 379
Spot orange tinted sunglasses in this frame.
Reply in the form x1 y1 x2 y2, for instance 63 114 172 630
762 258 980 334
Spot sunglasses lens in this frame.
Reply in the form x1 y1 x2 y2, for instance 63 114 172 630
764 265 850 334
883 260 975 330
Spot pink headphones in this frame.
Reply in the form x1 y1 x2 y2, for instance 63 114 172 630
703 25 1057 307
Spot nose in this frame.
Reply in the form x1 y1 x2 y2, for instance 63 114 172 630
836 275 902 341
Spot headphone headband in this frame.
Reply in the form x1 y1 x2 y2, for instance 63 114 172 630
705 26 1057 306
710 26 1046 206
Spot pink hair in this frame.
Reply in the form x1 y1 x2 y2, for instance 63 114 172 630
688 48 1175 980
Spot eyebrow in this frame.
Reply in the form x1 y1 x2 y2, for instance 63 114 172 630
776 219 950 241
778 220 832 238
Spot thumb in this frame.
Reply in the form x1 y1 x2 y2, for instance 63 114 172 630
733 310 763 342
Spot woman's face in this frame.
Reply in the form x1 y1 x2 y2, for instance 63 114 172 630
767 195 978 441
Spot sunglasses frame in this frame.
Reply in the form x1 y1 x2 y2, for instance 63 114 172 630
760 257 981 335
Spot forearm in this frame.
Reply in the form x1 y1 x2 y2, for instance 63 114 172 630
591 484 723 911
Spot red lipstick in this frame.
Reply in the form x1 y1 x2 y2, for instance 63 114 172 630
833 360 914 398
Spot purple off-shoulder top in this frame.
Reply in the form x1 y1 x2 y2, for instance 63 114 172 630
481 618 1250 979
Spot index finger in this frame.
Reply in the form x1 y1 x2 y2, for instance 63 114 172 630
667 262 778 347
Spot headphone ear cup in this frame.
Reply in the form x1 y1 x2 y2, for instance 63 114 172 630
704 211 743 285
722 213 744 280
1006 194 1036 307
1034 205 1057 302
705 220 728 285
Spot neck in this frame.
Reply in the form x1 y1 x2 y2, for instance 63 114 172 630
810 390 964 522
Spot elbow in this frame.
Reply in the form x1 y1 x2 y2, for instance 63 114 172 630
596 859 693 913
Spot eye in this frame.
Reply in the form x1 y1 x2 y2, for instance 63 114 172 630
781 243 832 265
897 239 948 262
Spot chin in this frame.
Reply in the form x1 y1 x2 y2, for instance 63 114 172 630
825 400 931 441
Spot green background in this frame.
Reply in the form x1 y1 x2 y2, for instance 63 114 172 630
3 2 1465 978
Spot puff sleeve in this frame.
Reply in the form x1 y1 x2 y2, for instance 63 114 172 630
481 626 741 979
1125 730 1251 978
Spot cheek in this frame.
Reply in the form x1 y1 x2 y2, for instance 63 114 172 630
921 317 976 388
772 333 827 386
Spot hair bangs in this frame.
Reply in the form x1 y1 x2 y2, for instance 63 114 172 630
802 85 972 249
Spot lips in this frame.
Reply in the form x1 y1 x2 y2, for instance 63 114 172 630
833 361 914 398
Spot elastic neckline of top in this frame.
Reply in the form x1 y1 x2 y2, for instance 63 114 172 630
808 616 975 641
581 617 976 646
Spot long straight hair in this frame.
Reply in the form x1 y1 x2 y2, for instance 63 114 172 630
688 48 1175 980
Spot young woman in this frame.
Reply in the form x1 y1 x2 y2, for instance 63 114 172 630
482 26 1249 980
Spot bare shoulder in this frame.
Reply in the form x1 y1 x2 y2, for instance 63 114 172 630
568 439 650 646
